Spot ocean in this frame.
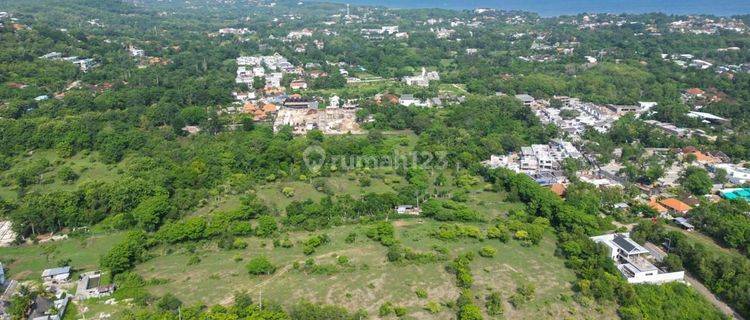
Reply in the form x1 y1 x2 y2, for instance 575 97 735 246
311 0 750 17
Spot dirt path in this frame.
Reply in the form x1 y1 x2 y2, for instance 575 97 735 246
646 242 744 320
611 220 636 231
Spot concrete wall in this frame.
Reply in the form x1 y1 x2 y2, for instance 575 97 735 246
627 271 685 284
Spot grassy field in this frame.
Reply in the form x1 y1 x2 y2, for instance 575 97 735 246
0 232 126 281
134 220 617 319
664 224 746 259
0 149 121 201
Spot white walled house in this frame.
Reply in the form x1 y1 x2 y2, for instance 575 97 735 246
591 233 684 284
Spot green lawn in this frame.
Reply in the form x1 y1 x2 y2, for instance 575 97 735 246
0 232 126 281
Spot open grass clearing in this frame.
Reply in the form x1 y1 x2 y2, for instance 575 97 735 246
135 220 617 319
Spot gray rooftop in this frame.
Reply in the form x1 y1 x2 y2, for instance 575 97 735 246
41 266 70 277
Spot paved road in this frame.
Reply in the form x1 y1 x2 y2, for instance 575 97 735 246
645 242 744 320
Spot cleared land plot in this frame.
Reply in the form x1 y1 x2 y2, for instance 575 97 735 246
0 232 125 281
136 220 617 319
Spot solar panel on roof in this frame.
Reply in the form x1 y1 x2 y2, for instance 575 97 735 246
612 235 637 253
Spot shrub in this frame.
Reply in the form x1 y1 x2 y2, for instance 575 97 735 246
232 239 248 249
187 255 201 266
246 256 276 275
281 187 295 197
478 246 496 258
345 232 357 243
379 302 394 316
156 293 182 311
424 301 441 314
393 306 407 317
486 291 504 316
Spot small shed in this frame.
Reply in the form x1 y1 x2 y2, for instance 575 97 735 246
673 217 694 231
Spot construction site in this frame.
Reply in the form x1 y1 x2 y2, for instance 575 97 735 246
273 106 362 135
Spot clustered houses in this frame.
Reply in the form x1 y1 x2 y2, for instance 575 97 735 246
483 139 583 185
236 53 295 87
0 266 116 320
217 27 253 36
668 17 748 34
532 95 651 139
360 26 400 40
27 295 69 320
402 68 440 87
397 94 442 108
486 91 743 234
127 45 145 57
232 53 298 120
433 28 456 39
273 96 361 135
286 28 314 40
591 233 685 284
663 53 750 76
644 120 717 141
39 52 98 72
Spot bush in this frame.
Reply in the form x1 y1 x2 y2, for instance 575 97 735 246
345 232 357 243
156 293 182 311
187 255 201 265
282 186 295 197
246 256 276 275
478 246 496 258
232 239 248 249
486 291 503 316
415 288 428 299
393 306 407 317
379 302 394 316
424 301 441 314
486 224 509 242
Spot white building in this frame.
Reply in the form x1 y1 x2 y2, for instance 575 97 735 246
483 140 582 179
0 220 16 247
591 233 684 284
41 266 71 283
76 271 115 300
398 94 425 107
712 163 750 185
514 94 535 106
689 59 713 70
128 46 145 57
403 68 439 87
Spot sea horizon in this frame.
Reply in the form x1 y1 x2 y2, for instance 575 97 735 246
311 0 750 17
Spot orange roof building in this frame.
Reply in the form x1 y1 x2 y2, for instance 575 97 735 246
685 88 705 96
659 198 693 214
682 148 718 164
262 103 276 113
648 197 668 215
549 183 567 197
242 102 277 121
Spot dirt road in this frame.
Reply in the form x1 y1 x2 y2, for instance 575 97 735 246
645 242 744 320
